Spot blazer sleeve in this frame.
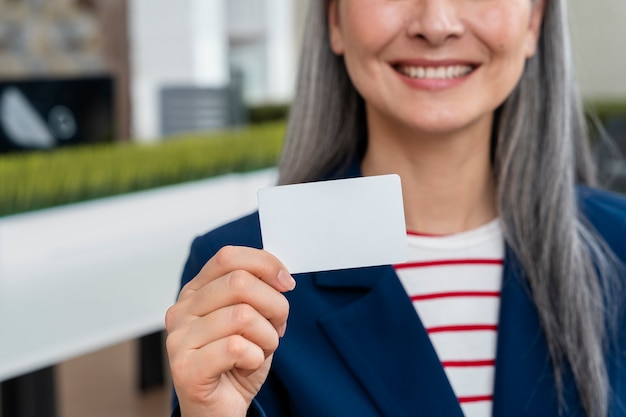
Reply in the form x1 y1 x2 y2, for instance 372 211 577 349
170 400 267 417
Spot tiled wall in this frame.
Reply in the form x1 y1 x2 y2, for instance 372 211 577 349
0 0 105 77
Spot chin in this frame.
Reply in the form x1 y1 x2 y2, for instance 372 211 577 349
403 119 469 136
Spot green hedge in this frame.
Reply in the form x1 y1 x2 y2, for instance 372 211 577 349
248 103 290 124
0 121 285 217
586 101 626 122
584 101 626 145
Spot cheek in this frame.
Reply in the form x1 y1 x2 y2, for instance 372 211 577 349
470 7 533 102
339 2 405 59
473 4 533 55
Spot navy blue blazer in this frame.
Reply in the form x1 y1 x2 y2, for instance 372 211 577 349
173 182 626 417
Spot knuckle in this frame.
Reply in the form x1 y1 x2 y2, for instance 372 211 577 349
164 330 180 356
165 337 187 373
227 270 251 293
257 252 276 278
224 335 247 357
164 304 180 331
214 245 236 268
231 303 255 328
165 326 190 358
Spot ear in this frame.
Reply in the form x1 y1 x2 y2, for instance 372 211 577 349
328 0 345 55
524 0 546 58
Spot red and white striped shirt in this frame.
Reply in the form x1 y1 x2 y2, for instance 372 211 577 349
394 219 504 417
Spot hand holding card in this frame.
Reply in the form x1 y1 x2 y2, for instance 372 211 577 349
258 175 408 274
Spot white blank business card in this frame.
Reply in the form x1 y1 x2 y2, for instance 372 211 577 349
258 175 408 274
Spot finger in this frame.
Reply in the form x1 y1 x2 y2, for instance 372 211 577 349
171 303 281 358
181 269 291 332
169 334 268 396
166 269 291 337
183 246 295 294
189 335 267 382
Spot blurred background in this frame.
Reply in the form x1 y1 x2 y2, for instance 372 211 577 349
0 0 623 416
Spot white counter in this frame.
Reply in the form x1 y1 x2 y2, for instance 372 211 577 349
0 169 276 381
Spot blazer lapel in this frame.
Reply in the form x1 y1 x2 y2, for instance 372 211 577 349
315 266 465 417
492 248 582 417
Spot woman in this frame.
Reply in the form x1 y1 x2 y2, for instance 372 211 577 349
165 0 626 416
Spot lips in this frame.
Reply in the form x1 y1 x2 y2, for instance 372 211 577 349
394 64 475 80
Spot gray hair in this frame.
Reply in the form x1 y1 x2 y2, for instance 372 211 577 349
278 1 620 417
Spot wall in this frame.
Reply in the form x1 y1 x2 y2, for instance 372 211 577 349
264 0 296 104
129 0 229 140
0 0 104 76
93 0 131 140
129 0 191 141
569 0 626 100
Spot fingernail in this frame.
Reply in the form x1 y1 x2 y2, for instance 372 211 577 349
277 269 296 291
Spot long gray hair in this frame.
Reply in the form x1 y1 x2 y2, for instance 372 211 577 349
278 1 620 417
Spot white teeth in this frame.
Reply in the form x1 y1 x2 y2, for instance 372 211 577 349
397 65 473 80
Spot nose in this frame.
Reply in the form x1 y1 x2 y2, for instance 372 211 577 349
406 0 465 46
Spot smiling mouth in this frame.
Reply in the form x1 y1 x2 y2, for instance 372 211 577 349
394 64 475 80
